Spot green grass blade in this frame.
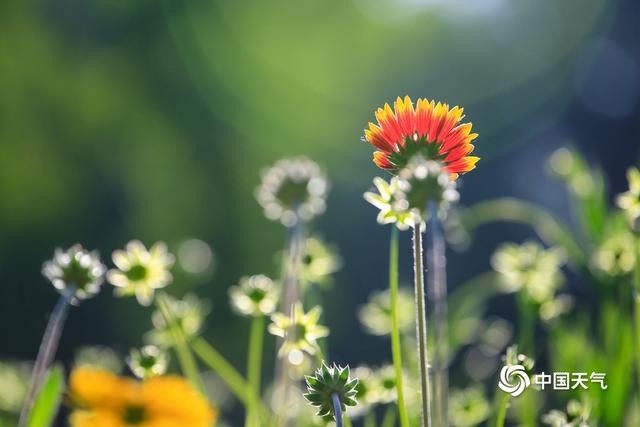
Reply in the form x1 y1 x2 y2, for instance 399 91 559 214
26 365 64 427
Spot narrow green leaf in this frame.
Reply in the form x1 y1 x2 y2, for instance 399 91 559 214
27 365 65 427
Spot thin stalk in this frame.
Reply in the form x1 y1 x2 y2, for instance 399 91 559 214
413 220 432 427
494 392 510 427
332 393 344 427
364 411 376 427
19 286 75 427
381 405 397 427
246 315 265 427
389 226 410 427
191 337 250 404
281 218 304 313
516 294 536 427
156 292 205 394
426 202 448 427
517 293 536 357
634 237 640 394
275 216 305 422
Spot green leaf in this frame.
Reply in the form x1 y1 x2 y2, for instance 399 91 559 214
338 366 349 383
460 198 586 266
26 365 65 427
548 148 608 243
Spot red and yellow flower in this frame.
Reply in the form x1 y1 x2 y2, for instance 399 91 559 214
364 96 479 178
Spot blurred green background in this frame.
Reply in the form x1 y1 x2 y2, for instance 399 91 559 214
0 0 639 422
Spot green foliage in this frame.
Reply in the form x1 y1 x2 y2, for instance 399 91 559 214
26 365 64 427
459 149 640 426
304 363 358 421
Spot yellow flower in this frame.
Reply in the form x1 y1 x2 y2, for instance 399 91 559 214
68 367 216 427
616 166 640 230
364 177 416 230
491 241 566 304
268 303 329 358
107 241 175 306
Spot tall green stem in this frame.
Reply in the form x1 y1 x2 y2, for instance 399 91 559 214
281 218 304 315
413 221 432 427
517 293 536 359
191 337 250 404
634 237 640 393
19 286 74 427
516 294 536 427
364 412 376 427
381 405 397 427
156 292 205 394
275 216 305 423
389 227 410 427
246 315 265 427
494 392 510 427
426 202 448 427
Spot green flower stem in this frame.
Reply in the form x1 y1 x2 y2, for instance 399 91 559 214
494 392 510 427
246 315 265 427
155 292 205 394
191 337 250 405
331 392 344 427
19 286 75 427
275 216 305 422
413 220 432 427
381 405 397 427
517 293 536 359
426 202 448 427
389 227 410 427
281 217 305 315
364 412 376 427
344 415 353 427
516 294 536 427
634 237 640 393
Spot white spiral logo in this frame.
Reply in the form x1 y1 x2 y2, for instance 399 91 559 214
498 364 530 397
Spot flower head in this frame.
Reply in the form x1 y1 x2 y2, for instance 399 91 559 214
396 156 459 222
256 157 329 227
0 361 29 414
300 237 342 286
147 294 210 346
369 364 399 404
357 288 415 336
591 231 637 277
491 241 566 304
348 366 375 416
229 274 279 317
542 399 593 427
107 241 175 306
364 177 416 230
449 387 491 427
616 166 640 231
127 345 169 379
268 303 329 358
503 345 535 374
364 96 479 177
67 367 216 427
42 244 106 303
304 363 358 422
539 295 574 324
